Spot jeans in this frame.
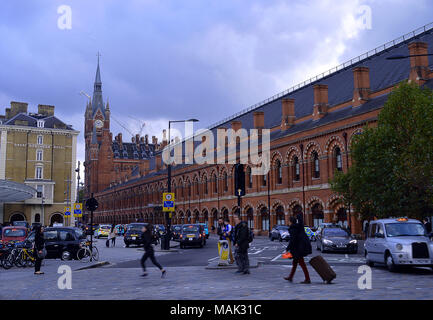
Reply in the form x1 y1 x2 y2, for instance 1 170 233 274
140 249 163 272
235 247 249 272
288 257 310 281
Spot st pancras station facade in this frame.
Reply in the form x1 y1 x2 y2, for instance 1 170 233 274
84 24 433 237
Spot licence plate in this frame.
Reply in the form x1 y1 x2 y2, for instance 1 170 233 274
132 237 136 240
415 260 430 264
187 234 195 238
337 245 346 248
131 234 138 237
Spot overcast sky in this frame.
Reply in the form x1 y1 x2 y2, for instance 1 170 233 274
1 0 433 174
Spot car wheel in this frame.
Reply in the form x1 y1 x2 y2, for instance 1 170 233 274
270 236 274 242
365 251 374 267
61 251 72 261
385 252 397 272
125 243 129 248
278 235 282 242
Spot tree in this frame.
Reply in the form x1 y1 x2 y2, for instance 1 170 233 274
331 82 433 220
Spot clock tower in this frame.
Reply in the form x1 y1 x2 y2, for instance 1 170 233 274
84 55 113 199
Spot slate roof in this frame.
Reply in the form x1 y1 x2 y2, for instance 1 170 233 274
101 23 433 192
2 113 74 130
112 141 158 160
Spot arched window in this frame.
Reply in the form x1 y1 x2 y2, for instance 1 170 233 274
312 151 320 178
275 160 282 184
276 206 285 225
246 167 253 188
213 174 218 193
246 208 254 229
203 176 208 194
261 207 269 231
293 157 300 181
223 172 228 192
196 179 200 196
335 147 343 171
262 173 267 186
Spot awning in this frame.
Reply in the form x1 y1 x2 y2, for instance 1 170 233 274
0 180 37 203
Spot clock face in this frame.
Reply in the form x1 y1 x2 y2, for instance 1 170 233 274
94 119 103 129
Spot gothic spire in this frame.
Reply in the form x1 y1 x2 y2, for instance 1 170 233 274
92 52 105 119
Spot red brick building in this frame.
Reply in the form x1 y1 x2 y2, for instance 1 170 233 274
85 25 433 236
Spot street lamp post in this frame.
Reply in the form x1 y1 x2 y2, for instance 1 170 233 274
162 118 199 250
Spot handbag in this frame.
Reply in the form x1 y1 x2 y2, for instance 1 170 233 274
282 252 293 259
37 247 47 259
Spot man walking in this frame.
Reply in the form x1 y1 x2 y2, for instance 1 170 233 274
222 219 235 264
233 215 250 274
423 217 432 234
217 217 225 240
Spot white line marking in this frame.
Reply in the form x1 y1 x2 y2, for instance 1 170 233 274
208 256 219 261
271 254 282 262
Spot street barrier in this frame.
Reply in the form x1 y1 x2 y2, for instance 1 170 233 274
217 240 229 266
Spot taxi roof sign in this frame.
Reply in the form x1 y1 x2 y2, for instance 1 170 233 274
396 218 408 222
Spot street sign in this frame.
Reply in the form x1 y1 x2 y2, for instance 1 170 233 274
85 197 99 211
64 206 71 216
74 203 83 217
163 193 175 212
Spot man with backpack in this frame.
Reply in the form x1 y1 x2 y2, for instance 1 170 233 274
233 215 251 275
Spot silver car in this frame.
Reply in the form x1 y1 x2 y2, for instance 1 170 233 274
364 218 433 272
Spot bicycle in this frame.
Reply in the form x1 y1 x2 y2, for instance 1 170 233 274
0 248 13 269
77 240 99 262
15 247 35 267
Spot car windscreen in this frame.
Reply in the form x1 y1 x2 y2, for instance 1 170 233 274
12 222 28 227
323 229 349 237
127 225 145 232
385 223 426 237
3 228 26 237
182 226 199 233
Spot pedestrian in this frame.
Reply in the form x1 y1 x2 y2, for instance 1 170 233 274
217 217 224 240
222 219 235 264
110 224 116 247
423 217 432 234
33 225 45 275
284 215 312 284
140 224 166 278
233 215 250 275
364 221 370 239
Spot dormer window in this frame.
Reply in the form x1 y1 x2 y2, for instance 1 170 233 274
37 120 45 128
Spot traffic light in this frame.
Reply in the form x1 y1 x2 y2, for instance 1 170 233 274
234 164 245 197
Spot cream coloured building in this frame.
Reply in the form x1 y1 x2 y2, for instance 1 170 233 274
0 102 79 226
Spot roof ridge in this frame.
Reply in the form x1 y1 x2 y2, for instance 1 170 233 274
205 21 433 131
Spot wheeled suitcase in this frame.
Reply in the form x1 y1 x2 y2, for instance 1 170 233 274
309 255 336 284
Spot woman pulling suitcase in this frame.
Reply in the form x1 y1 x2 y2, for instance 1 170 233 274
284 214 312 284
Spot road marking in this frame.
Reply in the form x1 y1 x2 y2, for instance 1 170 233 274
345 254 349 258
250 247 269 255
208 256 219 261
271 254 282 262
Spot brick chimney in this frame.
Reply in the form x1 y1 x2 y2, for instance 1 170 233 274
253 112 264 129
352 67 370 107
408 41 429 84
281 99 295 130
313 84 328 120
231 120 242 131
118 133 123 148
10 101 28 118
152 136 158 145
37 104 55 116
145 134 149 146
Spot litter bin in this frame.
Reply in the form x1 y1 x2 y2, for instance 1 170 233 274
161 232 170 250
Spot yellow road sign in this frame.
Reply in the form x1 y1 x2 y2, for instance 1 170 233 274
163 193 175 212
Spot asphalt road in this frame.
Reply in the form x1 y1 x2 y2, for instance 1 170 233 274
109 235 366 268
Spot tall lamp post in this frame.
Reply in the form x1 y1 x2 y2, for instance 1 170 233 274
163 118 199 250
75 161 81 226
299 143 306 224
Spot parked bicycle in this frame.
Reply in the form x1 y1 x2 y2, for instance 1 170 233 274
77 240 99 262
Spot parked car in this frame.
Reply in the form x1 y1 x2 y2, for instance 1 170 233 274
124 223 148 247
315 223 340 239
26 227 84 260
171 225 182 241
1 226 28 245
12 221 31 230
179 224 206 248
316 227 358 253
95 224 111 238
364 218 433 272
269 225 290 242
198 223 209 239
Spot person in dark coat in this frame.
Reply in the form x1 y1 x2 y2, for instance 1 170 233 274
217 218 224 240
284 215 311 284
423 218 432 234
33 225 45 275
233 215 250 274
140 224 166 278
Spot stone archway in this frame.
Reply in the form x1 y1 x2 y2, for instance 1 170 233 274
275 205 285 226
311 203 324 228
49 213 64 226
9 212 26 223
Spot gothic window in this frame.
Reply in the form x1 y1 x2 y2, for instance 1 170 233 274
223 172 228 192
335 147 343 171
213 174 218 193
293 157 300 181
312 151 320 178
275 160 282 184
262 173 267 186
247 167 253 188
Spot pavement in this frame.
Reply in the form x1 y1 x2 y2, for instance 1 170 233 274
2 235 433 300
